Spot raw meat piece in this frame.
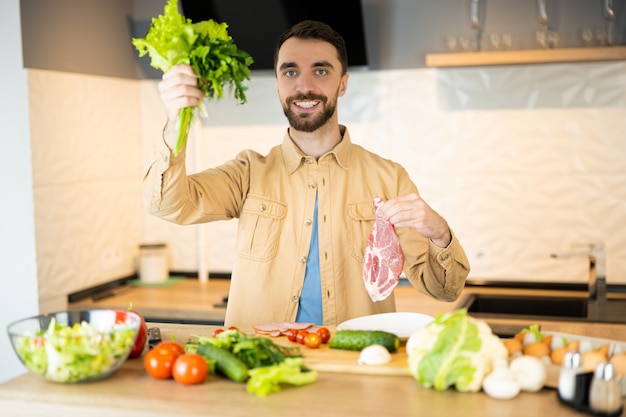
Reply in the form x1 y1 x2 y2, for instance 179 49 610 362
362 197 404 302
253 322 314 336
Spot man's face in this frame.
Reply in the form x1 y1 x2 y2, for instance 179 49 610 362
275 37 348 133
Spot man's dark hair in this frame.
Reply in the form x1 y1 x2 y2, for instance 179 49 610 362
274 20 348 75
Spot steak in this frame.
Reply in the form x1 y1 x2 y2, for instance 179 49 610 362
362 197 404 302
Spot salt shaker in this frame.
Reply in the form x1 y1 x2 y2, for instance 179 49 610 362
589 362 623 416
558 351 583 402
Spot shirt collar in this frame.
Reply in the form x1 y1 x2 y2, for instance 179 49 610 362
282 125 352 174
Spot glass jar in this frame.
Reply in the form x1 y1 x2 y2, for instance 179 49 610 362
138 243 169 284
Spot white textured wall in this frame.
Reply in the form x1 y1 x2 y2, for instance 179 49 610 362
140 62 626 285
29 70 143 310
28 60 626 309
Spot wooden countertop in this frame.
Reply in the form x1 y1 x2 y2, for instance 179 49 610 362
69 278 232 324
2 321 624 417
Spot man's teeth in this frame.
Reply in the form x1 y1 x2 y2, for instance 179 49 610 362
295 100 317 109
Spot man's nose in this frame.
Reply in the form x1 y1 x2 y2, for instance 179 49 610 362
295 73 315 93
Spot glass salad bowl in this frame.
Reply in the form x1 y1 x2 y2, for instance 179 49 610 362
7 309 141 383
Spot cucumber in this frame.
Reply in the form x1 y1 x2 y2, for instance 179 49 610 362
329 330 400 353
197 343 249 382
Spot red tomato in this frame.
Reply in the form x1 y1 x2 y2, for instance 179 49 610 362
128 310 148 358
285 329 298 343
296 329 309 345
316 327 331 344
172 354 209 385
154 341 185 356
304 332 322 349
212 328 225 337
144 345 179 379
114 309 128 324
228 326 239 331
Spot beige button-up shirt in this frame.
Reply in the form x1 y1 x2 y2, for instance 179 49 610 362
143 126 470 327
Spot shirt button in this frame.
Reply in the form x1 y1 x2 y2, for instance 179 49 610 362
259 204 266 212
306 158 314 164
304 219 312 226
308 182 316 189
441 253 450 261
299 256 307 263
292 295 299 303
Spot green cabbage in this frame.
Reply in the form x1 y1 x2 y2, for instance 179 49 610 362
406 309 507 392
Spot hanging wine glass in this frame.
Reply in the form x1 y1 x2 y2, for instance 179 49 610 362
469 0 486 51
536 0 559 48
602 0 623 46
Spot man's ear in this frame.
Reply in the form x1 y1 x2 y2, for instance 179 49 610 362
338 73 349 97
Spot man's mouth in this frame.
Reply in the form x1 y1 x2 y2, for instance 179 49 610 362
293 100 319 110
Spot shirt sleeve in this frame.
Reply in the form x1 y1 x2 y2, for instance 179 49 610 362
142 135 188 219
405 229 470 302
142 135 252 225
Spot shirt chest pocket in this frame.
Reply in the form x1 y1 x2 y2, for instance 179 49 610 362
348 202 376 263
237 196 286 262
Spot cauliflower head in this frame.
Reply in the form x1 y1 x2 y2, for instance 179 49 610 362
406 309 507 392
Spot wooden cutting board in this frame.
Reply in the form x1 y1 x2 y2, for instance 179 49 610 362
272 336 412 377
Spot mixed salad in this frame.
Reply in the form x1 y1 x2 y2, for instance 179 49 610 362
15 318 136 383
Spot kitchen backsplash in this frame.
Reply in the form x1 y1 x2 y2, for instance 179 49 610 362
28 61 626 311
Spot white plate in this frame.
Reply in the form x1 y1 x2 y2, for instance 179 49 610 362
337 312 434 339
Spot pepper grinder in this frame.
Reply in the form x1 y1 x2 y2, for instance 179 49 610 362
589 362 623 416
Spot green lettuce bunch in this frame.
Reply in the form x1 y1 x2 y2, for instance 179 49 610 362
406 309 508 392
132 0 253 155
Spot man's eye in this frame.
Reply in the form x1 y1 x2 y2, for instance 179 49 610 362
285 70 297 77
315 69 327 76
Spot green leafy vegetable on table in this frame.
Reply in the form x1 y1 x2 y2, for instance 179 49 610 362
186 329 316 396
132 0 253 155
247 357 318 397
187 329 302 369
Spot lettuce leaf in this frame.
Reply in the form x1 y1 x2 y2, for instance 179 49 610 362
132 0 253 155
246 358 317 397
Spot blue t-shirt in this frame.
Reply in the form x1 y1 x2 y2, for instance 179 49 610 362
295 194 322 324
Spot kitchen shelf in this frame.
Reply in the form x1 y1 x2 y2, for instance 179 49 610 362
425 45 626 68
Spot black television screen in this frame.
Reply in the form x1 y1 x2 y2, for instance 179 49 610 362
180 0 368 71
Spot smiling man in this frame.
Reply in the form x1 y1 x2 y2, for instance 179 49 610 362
143 20 470 328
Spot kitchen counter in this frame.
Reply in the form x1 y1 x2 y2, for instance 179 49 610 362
1 321 624 417
69 278 626 339
69 278 233 324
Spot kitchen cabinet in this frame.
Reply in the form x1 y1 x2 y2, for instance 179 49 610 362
426 46 626 67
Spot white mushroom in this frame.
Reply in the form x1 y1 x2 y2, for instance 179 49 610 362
509 355 547 392
482 367 521 400
357 344 392 365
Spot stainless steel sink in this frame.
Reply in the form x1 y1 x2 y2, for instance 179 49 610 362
457 293 626 324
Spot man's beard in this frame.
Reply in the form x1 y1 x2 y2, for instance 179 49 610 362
282 93 337 133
